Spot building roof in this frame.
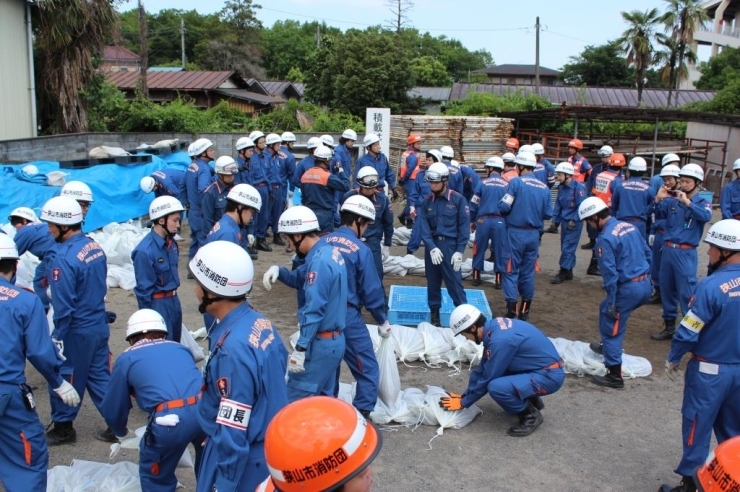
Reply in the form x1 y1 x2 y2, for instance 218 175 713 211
106 70 249 90
450 83 716 108
408 87 452 101
244 78 269 95
214 89 286 105
293 83 306 96
473 64 561 77
149 66 184 72
103 46 140 62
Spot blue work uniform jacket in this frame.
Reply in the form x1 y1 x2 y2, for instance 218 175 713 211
152 168 188 207
131 230 180 308
552 179 586 225
419 188 470 254
656 193 712 247
498 175 553 229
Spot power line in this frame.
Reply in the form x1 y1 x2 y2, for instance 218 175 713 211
542 29 590 44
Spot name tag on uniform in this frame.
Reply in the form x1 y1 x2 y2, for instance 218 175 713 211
501 194 514 206
216 398 252 430
698 361 719 375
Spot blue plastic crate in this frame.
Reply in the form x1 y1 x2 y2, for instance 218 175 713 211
387 285 492 327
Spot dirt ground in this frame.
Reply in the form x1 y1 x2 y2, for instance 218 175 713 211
34 211 721 492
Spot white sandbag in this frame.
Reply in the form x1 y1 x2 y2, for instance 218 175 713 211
453 335 483 366
549 337 652 379
377 337 401 407
107 264 136 290
115 425 194 469
365 324 381 353
424 386 482 447
338 382 356 405
46 170 70 186
391 325 425 363
369 398 394 425
47 459 141 492
152 138 179 149
180 324 205 362
89 145 131 158
401 387 437 426
417 323 454 367
622 353 653 378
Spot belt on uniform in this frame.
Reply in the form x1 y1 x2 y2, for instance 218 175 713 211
254 182 268 187
543 360 564 370
316 330 342 339
630 273 649 282
479 214 502 218
434 236 454 241
734 215 740 219
622 217 643 222
152 290 176 299
154 392 201 413
271 185 281 189
664 241 696 250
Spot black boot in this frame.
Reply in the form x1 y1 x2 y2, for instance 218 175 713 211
505 301 518 319
507 402 544 437
95 427 120 443
494 272 502 290
587 258 601 276
46 421 77 446
518 299 531 321
528 396 545 410
471 269 481 286
397 213 407 227
545 223 559 234
589 342 603 355
648 287 662 305
256 239 273 252
247 246 258 260
659 476 696 492
430 308 441 327
272 234 286 246
580 238 595 250
406 218 414 229
551 268 572 284
651 319 676 341
591 364 624 389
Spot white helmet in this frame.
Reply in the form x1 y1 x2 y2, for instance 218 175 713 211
320 134 335 148
22 164 39 176
278 206 320 234
519 144 534 154
449 304 483 336
125 309 169 341
140 176 157 193
426 149 443 163
555 162 575 175
363 133 381 147
531 143 545 156
662 153 681 166
214 156 239 175
41 196 84 225
515 151 537 168
281 132 296 143
426 162 450 182
502 152 516 164
187 142 197 157
306 137 322 150
357 166 380 189
598 145 614 157
189 241 254 299
485 156 504 170
149 196 185 220
265 133 282 146
660 164 681 178
313 145 333 162
340 195 376 221
627 157 647 172
704 219 740 251
440 146 454 159
0 234 19 260
191 138 214 157
450 159 461 169
61 181 94 203
679 163 704 182
227 183 262 212
9 207 39 223
249 131 265 142
236 136 255 151
734 158 740 171
578 196 609 221
341 129 357 141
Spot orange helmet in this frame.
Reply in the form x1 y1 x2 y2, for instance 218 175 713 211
568 139 584 150
264 396 382 492
505 137 520 150
695 436 740 491
407 133 422 145
609 153 626 167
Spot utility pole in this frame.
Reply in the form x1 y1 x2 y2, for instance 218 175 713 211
316 24 321 49
181 18 186 69
138 0 148 98
535 16 540 96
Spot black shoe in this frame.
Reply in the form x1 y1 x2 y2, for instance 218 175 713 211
580 239 595 250
494 272 502 290
505 301 518 319
545 224 559 234
187 271 194 280
659 476 696 492
471 269 481 286
550 268 571 284
46 422 76 445
256 239 273 252
507 403 543 437
589 342 603 355
648 288 662 305
591 365 624 389
272 236 286 246
95 427 120 443
359 409 372 420
406 248 414 256
397 214 407 227
651 319 676 341
247 246 258 260
587 259 601 276
430 308 441 327
518 300 531 321
406 219 414 229
528 396 545 410
486 253 494 262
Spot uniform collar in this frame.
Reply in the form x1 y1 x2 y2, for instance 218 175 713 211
63 232 87 245
217 301 253 330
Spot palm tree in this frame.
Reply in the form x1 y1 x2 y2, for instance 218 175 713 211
661 0 709 106
654 32 698 106
617 8 662 105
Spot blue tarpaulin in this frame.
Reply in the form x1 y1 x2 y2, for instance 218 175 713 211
0 152 191 232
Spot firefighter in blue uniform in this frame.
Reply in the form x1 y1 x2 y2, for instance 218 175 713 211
264 133 289 245
132 196 186 342
40 196 115 445
532 143 556 188
498 151 553 321
234 136 258 259
140 168 188 207
9 207 55 311
300 145 350 234
580 145 615 252
202 156 239 234
660 219 740 492
264 206 347 402
470 156 509 289
548 162 587 284
441 306 564 437
398 133 423 226
334 129 356 176
291 137 322 192
439 146 465 196
0 234 80 492
248 131 274 252
406 149 441 255
720 158 740 220
652 163 713 341
452 159 482 205
101 309 207 491
60 180 95 222
578 197 652 388
280 132 298 238
185 138 216 261
651 153 681 195
354 133 399 200
342 166 395 289
610 156 655 239
418 162 469 326
648 164 681 304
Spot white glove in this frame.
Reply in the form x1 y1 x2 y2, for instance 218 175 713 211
155 414 180 427
52 338 66 362
381 246 390 261
409 206 416 219
247 234 256 247
451 252 463 272
648 234 655 247
665 360 680 381
53 380 80 407
430 248 444 265
288 350 306 373
377 321 392 339
263 265 279 291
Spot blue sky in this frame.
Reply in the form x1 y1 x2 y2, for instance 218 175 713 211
118 0 712 70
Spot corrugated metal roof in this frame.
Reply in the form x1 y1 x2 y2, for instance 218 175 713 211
261 81 290 95
106 70 247 90
408 87 452 101
244 78 269 95
215 89 285 105
450 83 716 108
103 46 140 62
473 64 561 77
149 66 184 72
293 83 305 96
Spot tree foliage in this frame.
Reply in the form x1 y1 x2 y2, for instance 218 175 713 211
561 42 634 87
694 46 740 90
444 91 552 116
219 0 262 46
410 56 452 87
617 8 662 104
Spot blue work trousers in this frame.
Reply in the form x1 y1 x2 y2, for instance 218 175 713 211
488 368 565 414
196 441 265 492
599 278 652 366
651 231 665 287
314 210 335 235
407 219 422 253
269 186 286 237
33 260 51 311
151 295 182 343
402 181 415 219
334 308 379 413
503 227 540 302
187 212 207 261
254 186 270 239
623 218 648 239
559 221 583 270
287 333 345 402
659 247 698 321
472 216 508 274
425 239 467 311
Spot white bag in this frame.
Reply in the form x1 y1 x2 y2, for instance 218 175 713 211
377 337 401 408
401 387 437 426
391 325 425 363
338 382 356 405
424 385 482 432
180 325 205 363
417 323 454 367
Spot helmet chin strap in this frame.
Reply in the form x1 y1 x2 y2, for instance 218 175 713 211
53 225 69 243
157 217 177 238
198 290 221 314
709 250 737 273
290 234 307 259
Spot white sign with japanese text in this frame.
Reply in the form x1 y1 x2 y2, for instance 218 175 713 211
365 108 391 157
